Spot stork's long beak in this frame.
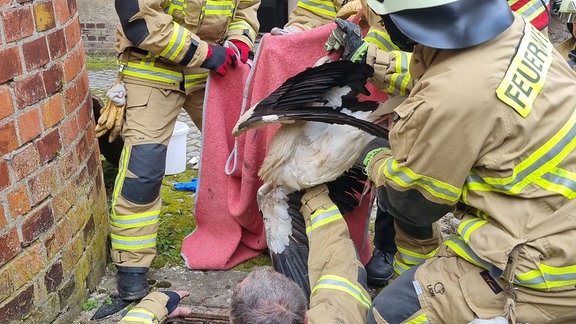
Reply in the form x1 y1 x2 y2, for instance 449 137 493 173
231 104 257 137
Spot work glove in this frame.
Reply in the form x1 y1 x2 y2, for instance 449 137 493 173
270 23 308 35
200 44 237 76
94 82 126 143
160 291 193 319
355 137 390 170
229 39 253 63
325 18 368 63
300 184 334 218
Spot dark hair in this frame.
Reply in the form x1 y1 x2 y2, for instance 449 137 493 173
229 266 308 324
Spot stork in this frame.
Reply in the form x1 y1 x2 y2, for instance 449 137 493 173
232 60 391 254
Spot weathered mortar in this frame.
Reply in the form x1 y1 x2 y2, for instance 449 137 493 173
0 0 108 322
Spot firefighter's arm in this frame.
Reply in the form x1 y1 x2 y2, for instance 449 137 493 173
285 0 345 30
115 0 209 67
118 291 191 324
300 185 371 323
355 139 453 227
364 37 413 96
226 0 260 48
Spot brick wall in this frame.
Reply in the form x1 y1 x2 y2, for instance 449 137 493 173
77 0 117 54
80 21 116 55
0 0 109 323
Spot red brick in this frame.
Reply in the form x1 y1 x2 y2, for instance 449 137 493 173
0 227 21 266
63 82 80 114
22 36 50 71
11 143 40 181
7 185 31 217
0 0 13 6
57 150 78 181
10 243 45 290
0 266 13 304
27 165 56 205
42 63 64 95
0 160 9 192
36 129 61 163
64 18 82 51
17 108 41 144
44 218 70 259
63 47 84 82
53 0 70 25
67 0 77 17
0 204 6 228
45 262 63 293
0 121 19 157
59 114 80 149
21 203 54 245
78 99 91 133
41 93 64 128
13 73 46 108
0 85 15 120
0 46 22 83
1 6 34 43
47 28 66 60
75 133 89 166
0 284 33 322
33 2 56 32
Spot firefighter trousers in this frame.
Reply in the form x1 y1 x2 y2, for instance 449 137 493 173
109 82 188 268
369 245 576 323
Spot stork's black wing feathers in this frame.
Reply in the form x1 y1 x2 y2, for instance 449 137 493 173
234 60 388 137
257 60 374 112
240 106 389 138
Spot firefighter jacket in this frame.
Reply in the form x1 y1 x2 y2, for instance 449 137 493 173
118 292 170 323
366 15 576 292
301 191 371 323
114 0 260 93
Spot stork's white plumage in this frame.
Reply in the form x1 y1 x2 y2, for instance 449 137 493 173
233 60 390 253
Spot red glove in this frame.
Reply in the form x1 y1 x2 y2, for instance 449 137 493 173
230 39 253 63
200 44 237 76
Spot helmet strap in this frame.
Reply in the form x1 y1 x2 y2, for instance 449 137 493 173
382 15 416 52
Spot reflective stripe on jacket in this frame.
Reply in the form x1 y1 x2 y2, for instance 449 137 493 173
508 0 550 30
114 0 260 90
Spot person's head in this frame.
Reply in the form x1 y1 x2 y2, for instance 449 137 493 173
364 0 514 51
229 266 308 324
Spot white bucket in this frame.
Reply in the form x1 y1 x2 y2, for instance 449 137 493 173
165 121 190 175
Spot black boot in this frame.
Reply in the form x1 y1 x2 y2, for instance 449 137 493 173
365 249 394 287
116 266 149 301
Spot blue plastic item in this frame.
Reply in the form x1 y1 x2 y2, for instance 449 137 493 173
173 178 198 191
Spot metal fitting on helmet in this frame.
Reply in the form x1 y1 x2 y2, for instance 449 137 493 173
558 0 576 23
366 0 515 49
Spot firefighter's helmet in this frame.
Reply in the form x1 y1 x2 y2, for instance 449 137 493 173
366 0 515 49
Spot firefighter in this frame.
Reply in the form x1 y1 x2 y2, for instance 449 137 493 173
100 0 260 301
268 0 414 290
329 0 576 322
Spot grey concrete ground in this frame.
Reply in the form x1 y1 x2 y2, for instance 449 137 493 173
82 70 247 323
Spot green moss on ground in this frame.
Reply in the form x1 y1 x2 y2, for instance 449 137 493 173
86 53 116 70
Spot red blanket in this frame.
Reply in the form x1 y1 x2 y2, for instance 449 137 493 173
182 23 387 270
